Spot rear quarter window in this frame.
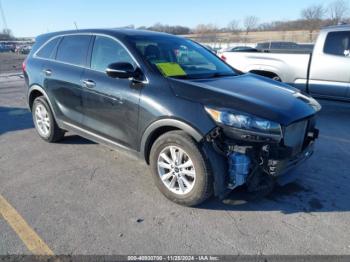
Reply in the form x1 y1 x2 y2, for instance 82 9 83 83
36 37 61 59
324 31 350 56
56 35 91 66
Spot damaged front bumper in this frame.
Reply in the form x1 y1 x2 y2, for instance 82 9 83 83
268 141 314 177
205 116 319 195
274 142 314 186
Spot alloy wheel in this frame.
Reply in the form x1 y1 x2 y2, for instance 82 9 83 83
34 104 51 137
157 145 196 195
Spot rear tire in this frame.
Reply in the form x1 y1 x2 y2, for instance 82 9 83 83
149 130 213 206
32 96 65 142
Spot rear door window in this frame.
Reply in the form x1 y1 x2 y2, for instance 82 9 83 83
56 35 91 66
90 36 136 72
324 31 350 56
36 37 61 59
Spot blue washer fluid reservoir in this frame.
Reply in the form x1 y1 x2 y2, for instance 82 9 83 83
228 152 251 188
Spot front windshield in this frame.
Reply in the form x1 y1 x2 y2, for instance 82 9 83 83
128 35 237 79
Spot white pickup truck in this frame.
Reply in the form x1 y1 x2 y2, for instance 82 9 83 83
221 25 350 100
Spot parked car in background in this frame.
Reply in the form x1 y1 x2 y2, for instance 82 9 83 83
24 29 320 206
225 46 258 53
0 43 11 52
255 41 313 53
221 25 350 101
15 45 32 54
218 46 258 60
19 45 32 54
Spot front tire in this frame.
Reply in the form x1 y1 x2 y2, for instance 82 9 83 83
32 96 65 142
272 75 282 82
149 131 213 206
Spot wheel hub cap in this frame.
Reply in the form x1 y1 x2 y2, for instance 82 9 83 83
34 104 50 137
157 146 196 195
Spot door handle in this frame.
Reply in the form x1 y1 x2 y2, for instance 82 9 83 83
43 69 52 76
82 79 96 89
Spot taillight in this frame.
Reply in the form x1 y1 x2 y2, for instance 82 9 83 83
220 55 227 61
22 60 26 72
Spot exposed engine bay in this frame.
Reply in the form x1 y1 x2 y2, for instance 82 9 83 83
205 116 319 194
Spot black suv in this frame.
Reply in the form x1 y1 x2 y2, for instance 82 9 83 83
24 29 321 206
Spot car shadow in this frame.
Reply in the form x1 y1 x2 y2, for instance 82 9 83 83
198 181 338 214
0 106 95 145
199 99 350 214
60 135 96 145
0 106 34 135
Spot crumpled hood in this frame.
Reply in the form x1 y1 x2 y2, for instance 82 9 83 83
169 73 320 126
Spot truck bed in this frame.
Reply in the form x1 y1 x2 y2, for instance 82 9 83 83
222 51 311 91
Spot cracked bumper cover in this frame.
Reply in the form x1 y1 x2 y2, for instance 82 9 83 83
268 141 314 177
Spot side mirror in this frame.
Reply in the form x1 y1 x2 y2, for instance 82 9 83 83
106 62 136 79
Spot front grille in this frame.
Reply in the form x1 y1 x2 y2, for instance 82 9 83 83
284 120 308 156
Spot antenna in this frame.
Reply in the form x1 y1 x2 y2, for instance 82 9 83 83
74 22 78 30
0 0 8 31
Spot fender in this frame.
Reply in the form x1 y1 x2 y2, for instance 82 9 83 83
27 84 60 120
140 118 205 162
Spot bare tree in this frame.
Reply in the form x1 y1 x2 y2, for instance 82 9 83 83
227 20 241 41
301 4 325 41
194 24 219 43
328 0 349 25
243 16 259 35
145 23 190 35
123 24 135 29
194 23 218 34
228 20 240 32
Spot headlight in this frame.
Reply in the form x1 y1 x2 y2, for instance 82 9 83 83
205 107 282 137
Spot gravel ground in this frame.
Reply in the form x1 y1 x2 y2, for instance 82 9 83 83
0 76 350 255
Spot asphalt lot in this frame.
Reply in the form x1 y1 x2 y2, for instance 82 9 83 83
0 74 350 255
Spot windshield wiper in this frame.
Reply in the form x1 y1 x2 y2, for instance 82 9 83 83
208 72 236 78
171 73 235 80
170 75 192 79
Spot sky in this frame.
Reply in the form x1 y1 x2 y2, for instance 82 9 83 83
0 0 342 37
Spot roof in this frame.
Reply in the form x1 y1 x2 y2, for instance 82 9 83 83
37 28 173 40
321 24 350 32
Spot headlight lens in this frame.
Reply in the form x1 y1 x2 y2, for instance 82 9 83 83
205 107 282 136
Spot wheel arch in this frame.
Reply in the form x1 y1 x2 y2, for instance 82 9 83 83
140 119 205 164
28 85 51 111
249 70 282 81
